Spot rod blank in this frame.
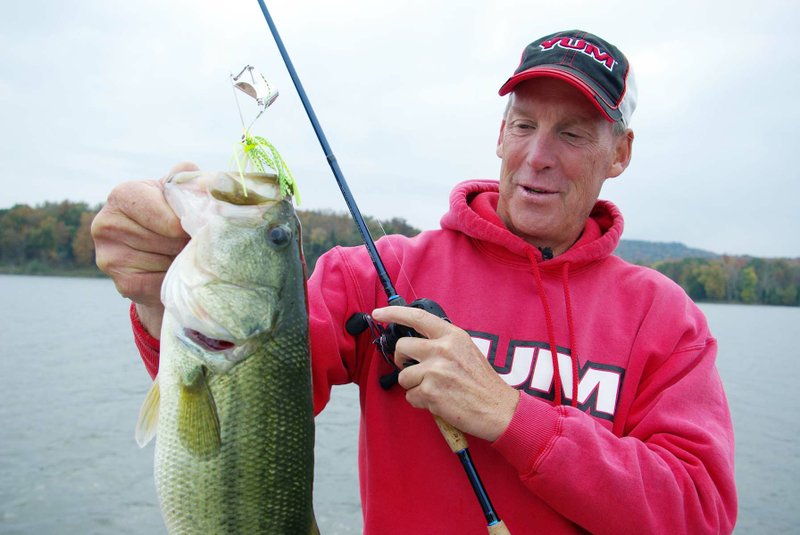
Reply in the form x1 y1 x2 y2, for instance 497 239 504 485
253 2 509 532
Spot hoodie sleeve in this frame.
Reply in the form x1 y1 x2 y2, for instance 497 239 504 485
129 246 370 415
492 308 737 534
131 303 160 379
306 246 371 415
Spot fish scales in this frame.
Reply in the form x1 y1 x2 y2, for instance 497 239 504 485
136 171 317 534
156 319 313 532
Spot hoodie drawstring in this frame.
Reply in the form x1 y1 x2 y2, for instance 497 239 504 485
561 262 579 407
526 251 579 409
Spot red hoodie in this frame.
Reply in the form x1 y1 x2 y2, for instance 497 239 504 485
133 180 737 534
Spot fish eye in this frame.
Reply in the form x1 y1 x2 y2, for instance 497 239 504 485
267 225 291 247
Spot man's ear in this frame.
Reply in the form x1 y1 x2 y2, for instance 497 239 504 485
496 120 507 159
608 129 634 178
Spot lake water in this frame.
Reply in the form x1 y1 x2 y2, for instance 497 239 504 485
0 274 797 533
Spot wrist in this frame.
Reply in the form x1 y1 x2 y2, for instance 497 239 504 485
135 303 165 339
484 387 521 442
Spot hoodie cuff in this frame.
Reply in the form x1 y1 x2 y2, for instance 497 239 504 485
492 393 563 476
130 302 160 379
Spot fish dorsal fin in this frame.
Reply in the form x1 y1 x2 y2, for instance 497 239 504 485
135 375 161 447
178 369 222 458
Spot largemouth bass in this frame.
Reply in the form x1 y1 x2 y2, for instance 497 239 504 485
135 171 318 534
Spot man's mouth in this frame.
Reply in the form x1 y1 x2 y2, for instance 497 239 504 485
522 185 555 195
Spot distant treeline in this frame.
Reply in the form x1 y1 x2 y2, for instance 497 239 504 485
0 201 418 277
297 209 419 272
652 257 800 307
1 201 798 307
0 201 100 276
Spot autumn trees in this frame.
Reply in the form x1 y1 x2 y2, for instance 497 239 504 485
1 202 797 306
652 256 800 306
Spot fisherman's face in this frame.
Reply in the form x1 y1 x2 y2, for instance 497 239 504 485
495 78 633 255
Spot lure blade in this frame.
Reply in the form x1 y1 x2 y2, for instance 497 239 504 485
232 65 279 110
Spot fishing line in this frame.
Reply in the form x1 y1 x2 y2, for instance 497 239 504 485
231 79 248 133
231 65 278 135
254 0 401 304
374 219 419 302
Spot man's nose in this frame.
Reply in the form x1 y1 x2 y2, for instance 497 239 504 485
524 133 557 171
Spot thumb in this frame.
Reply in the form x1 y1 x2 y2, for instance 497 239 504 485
161 161 201 183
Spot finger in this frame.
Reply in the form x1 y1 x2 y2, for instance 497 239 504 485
108 180 186 240
95 239 174 303
112 213 188 257
92 204 187 265
371 306 452 340
397 362 425 391
110 270 168 307
98 240 179 274
161 161 201 183
392 335 432 367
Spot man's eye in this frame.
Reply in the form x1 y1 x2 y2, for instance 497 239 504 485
562 131 589 143
512 122 534 130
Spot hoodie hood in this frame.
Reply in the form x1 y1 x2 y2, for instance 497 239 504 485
440 179 626 408
440 179 624 270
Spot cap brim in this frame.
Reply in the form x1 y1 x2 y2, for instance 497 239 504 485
498 67 622 123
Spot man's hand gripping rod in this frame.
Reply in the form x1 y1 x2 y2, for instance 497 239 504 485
254 2 510 533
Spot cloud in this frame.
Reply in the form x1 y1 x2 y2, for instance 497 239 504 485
1 0 798 257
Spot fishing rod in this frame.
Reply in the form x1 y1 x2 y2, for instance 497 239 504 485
254 0 400 306
253 2 510 533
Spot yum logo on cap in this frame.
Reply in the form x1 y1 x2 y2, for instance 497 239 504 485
538 36 618 72
498 30 637 126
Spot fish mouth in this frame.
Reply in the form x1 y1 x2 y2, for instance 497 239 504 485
185 329 237 352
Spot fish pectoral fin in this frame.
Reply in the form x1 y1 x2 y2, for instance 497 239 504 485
177 370 222 458
135 375 160 447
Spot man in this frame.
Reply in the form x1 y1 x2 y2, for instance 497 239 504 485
93 30 737 533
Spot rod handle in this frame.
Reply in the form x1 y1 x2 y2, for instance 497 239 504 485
434 415 468 452
488 520 511 535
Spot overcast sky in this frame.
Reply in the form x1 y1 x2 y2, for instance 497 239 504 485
2 0 798 258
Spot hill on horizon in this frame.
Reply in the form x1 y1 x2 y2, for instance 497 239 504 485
613 240 720 265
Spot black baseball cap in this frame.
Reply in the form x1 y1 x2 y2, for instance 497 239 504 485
499 30 637 126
